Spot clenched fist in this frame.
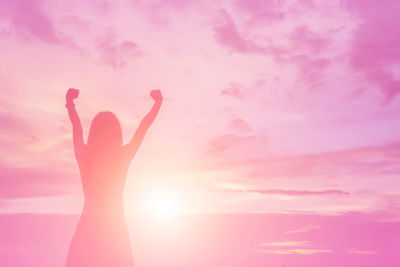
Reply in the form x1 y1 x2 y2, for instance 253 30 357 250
66 88 79 103
150 89 162 103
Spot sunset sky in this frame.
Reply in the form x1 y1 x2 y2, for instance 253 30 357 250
1 0 400 266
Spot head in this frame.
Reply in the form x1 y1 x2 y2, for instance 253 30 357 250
87 111 122 151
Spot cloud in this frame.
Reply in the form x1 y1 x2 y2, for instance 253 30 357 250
0 111 30 134
96 37 142 69
348 250 378 255
238 189 350 196
291 55 330 89
233 0 285 25
274 26 331 90
258 249 332 255
261 241 309 247
213 10 266 54
342 0 400 103
285 225 320 234
130 0 208 26
221 82 246 99
289 26 329 54
94 27 142 69
0 0 61 44
214 21 331 88
207 134 268 155
204 139 400 181
257 240 332 255
0 195 80 214
229 118 252 133
0 162 77 199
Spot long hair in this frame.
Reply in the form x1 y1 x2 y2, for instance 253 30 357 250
79 111 124 199
86 111 123 155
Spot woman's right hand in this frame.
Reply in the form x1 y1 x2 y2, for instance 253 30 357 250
150 89 162 103
66 88 80 103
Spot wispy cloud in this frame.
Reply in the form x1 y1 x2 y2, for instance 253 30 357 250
214 10 266 54
233 189 349 196
233 0 285 26
229 118 252 133
204 141 400 181
257 240 332 255
285 225 320 234
95 29 142 69
289 26 329 54
0 0 61 44
342 0 400 103
258 249 332 255
261 241 309 247
221 82 246 99
0 162 77 199
348 250 378 255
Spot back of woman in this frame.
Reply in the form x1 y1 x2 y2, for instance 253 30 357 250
64 89 163 267
79 112 128 213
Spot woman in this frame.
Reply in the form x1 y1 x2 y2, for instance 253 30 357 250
65 88 162 267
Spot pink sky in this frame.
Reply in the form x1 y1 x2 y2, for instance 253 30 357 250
1 0 400 266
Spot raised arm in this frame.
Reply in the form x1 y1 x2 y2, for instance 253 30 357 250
66 88 85 161
125 90 163 160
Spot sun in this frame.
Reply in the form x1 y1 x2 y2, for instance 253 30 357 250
141 189 182 221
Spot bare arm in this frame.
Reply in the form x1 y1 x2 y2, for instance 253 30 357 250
125 90 163 160
66 88 85 160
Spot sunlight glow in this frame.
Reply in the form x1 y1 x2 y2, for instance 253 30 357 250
142 189 182 221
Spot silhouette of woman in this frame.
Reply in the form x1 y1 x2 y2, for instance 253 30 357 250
64 88 162 267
